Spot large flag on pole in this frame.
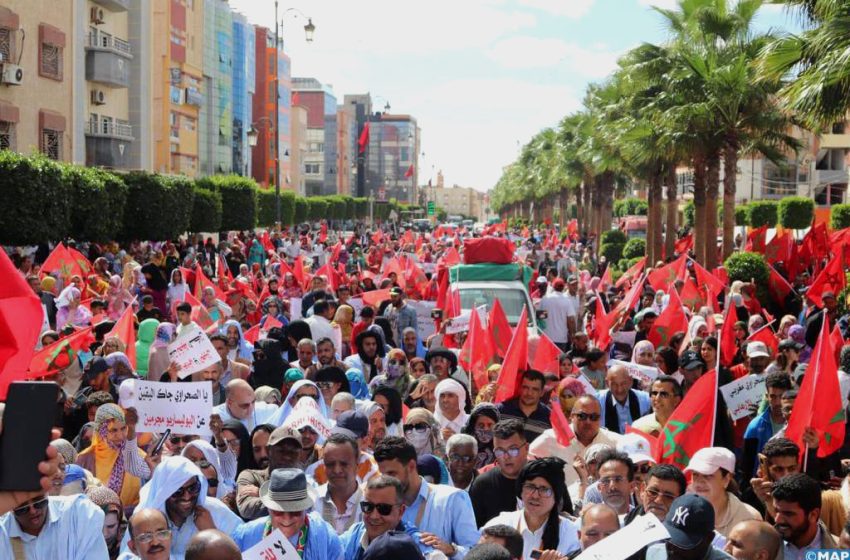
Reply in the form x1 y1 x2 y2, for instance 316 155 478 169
655 370 717 469
494 307 529 403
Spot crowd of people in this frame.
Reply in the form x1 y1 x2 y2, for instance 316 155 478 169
1 219 848 560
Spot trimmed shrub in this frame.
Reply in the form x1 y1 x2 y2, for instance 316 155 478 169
747 200 778 228
778 196 814 229
308 198 330 221
196 175 258 231
121 172 194 241
622 238 646 260
620 256 644 272
600 242 624 263
294 197 309 223
734 204 749 226
63 165 128 242
0 152 70 244
257 190 276 227
832 204 850 230
600 229 627 245
280 191 296 226
684 201 695 227
724 251 770 286
615 198 648 217
353 197 368 219
190 188 222 233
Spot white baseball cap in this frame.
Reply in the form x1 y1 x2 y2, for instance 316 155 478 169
746 341 770 359
617 432 655 465
684 447 735 476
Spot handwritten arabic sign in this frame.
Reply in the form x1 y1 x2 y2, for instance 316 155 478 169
575 513 670 560
167 326 220 379
283 397 331 439
409 300 436 340
720 374 766 421
289 297 303 321
134 380 214 436
608 359 660 388
242 528 299 560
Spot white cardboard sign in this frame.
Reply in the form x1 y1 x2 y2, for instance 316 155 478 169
409 300 436 340
242 527 300 560
283 397 331 439
134 380 214 436
607 359 660 388
575 513 670 560
720 374 766 421
167 326 220 379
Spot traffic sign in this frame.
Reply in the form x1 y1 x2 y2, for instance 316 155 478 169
427 201 435 216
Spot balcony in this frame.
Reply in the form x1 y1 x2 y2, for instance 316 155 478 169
85 119 134 168
820 133 850 149
91 0 129 11
85 31 132 88
815 169 849 185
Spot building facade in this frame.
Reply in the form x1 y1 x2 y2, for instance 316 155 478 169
199 0 231 175
364 113 418 204
231 11 253 177
292 76 336 196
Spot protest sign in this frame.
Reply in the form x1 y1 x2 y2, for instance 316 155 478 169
289 297 303 320
409 300 436 340
720 374 767 420
348 297 364 317
575 513 670 560
134 380 214 437
283 397 331 439
242 528 299 560
167 326 220 379
574 373 598 396
446 310 471 334
608 359 659 388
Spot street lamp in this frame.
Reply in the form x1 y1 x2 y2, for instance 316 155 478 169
304 18 315 42
247 126 259 147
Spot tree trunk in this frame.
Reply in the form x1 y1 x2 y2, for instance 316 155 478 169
559 188 568 228
705 151 720 270
692 155 707 266
665 164 678 259
600 172 615 252
722 141 739 261
646 177 656 265
582 172 592 236
590 177 600 243
649 167 664 265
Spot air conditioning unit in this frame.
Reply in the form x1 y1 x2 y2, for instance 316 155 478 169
90 7 105 25
0 63 23 86
91 89 106 105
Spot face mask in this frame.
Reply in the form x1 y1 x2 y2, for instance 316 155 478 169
475 428 493 444
406 430 431 452
387 364 402 379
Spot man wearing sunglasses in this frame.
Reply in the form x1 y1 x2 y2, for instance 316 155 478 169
631 376 683 439
0 493 109 559
340 475 447 560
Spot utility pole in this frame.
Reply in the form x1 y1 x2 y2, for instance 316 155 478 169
274 0 281 226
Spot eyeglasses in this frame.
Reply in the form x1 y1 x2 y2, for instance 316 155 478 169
316 381 335 390
598 476 626 486
494 443 527 459
650 391 671 398
403 423 429 434
169 435 195 445
224 438 240 450
134 529 172 545
170 480 202 499
13 497 48 516
521 483 554 498
571 412 601 422
197 459 212 469
207 478 219 488
360 501 396 515
449 454 475 464
645 488 678 502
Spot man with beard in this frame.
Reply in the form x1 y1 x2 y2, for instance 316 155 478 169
306 338 347 380
118 456 241 560
0 492 109 559
346 330 384 382
314 432 364 534
127 508 172 560
249 424 274 470
209 334 250 385
723 521 781 560
221 319 253 365
772 473 838 557
741 373 793 480
645 494 734 560
595 449 635 519
743 437 813 521
236 426 302 520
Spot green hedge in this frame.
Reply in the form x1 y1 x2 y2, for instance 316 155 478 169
63 165 128 242
778 196 814 229
294 197 309 223
308 198 330 221
620 256 644 272
601 229 627 245
734 204 749 226
684 201 695 227
600 242 624 263
190 188 222 233
614 198 649 217
121 172 194 241
832 204 850 229
724 251 770 286
747 201 778 228
257 189 297 227
0 152 70 244
622 238 646 260
196 175 257 231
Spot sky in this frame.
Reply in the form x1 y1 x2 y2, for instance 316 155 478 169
229 0 797 193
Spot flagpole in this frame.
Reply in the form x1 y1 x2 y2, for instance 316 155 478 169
711 306 723 447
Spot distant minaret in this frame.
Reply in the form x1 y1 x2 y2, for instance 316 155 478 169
437 170 445 188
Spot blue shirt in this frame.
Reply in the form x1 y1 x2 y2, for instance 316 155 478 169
234 511 342 560
744 407 779 477
340 520 435 560
401 478 479 559
0 495 109 560
597 389 651 434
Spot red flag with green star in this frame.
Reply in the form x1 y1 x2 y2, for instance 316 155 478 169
106 303 137 369
648 288 689 348
494 307 529 403
41 243 86 281
647 253 687 292
654 369 717 469
27 326 96 378
786 310 846 458
679 278 704 311
489 298 514 359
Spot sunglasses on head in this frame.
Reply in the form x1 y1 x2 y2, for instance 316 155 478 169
403 422 429 433
13 497 48 516
170 479 202 499
170 435 195 445
359 501 395 515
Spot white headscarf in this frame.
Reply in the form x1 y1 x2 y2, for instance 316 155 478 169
266 379 329 427
433 378 468 429
56 286 81 308
182 440 231 499
136 455 209 512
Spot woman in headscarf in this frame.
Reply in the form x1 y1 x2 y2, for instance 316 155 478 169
166 268 189 318
372 317 397 349
248 238 265 269
260 296 287 329
368 348 412 399
555 377 586 419
788 324 812 363
285 320 313 363
249 338 286 389
403 407 445 460
141 252 169 315
147 322 176 380
221 419 253 476
371 385 404 437
434 378 470 440
135 318 160 379
630 340 656 367
73 422 96 452
106 274 134 321
86 486 125 560
332 303 355 358
688 315 709 342
281 272 303 298
462 403 500 469
85 273 109 300
76 403 151 513
254 385 283 406
104 352 136 385
406 373 438 413
266 379 330 427
203 286 232 324
56 286 92 329
409 357 428 379
182 439 235 499
345 367 370 400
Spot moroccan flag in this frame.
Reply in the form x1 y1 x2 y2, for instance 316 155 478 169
68 248 93 276
648 288 688 348
616 272 647 319
439 247 461 268
0 250 45 398
566 219 579 240
404 164 414 178
767 265 794 303
691 259 726 309
831 323 845 362
786 313 846 458
184 291 215 331
358 122 370 154
361 288 393 307
217 254 233 291
550 396 575 446
41 243 86 281
720 303 739 367
315 262 340 292
292 256 307 290
260 231 276 253
648 254 687 292
765 230 794 265
745 225 768 253
679 278 704 311
459 308 494 390
371 229 384 245
195 264 226 302
599 266 613 291
806 251 845 309
489 299 514 358
242 323 261 345
27 326 96 379
531 331 562 375
747 323 779 359
107 303 137 369
655 370 717 469
494 307 529 403
591 296 612 351
674 234 694 255
616 257 646 289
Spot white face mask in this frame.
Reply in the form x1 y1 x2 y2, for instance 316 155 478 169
406 430 432 453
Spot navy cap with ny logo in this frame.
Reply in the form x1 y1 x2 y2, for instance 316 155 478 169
663 493 716 550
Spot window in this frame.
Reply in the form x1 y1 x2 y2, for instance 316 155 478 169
101 115 113 135
40 128 61 160
268 55 275 75
305 163 321 174
40 43 62 80
269 81 275 100
0 121 15 151
0 27 12 63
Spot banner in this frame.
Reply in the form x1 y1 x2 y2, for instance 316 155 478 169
289 297 303 320
607 359 659 388
134 380 214 436
283 397 331 439
167 326 220 379
575 514 669 560
720 375 766 421
348 297 364 318
409 300 436 340
242 528 299 560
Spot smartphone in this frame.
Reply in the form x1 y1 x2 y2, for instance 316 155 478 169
150 428 171 457
530 551 543 559
0 382 59 491
431 308 443 320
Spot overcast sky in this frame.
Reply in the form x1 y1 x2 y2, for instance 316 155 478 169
229 0 795 192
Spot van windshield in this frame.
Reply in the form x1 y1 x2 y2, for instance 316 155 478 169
458 288 532 326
